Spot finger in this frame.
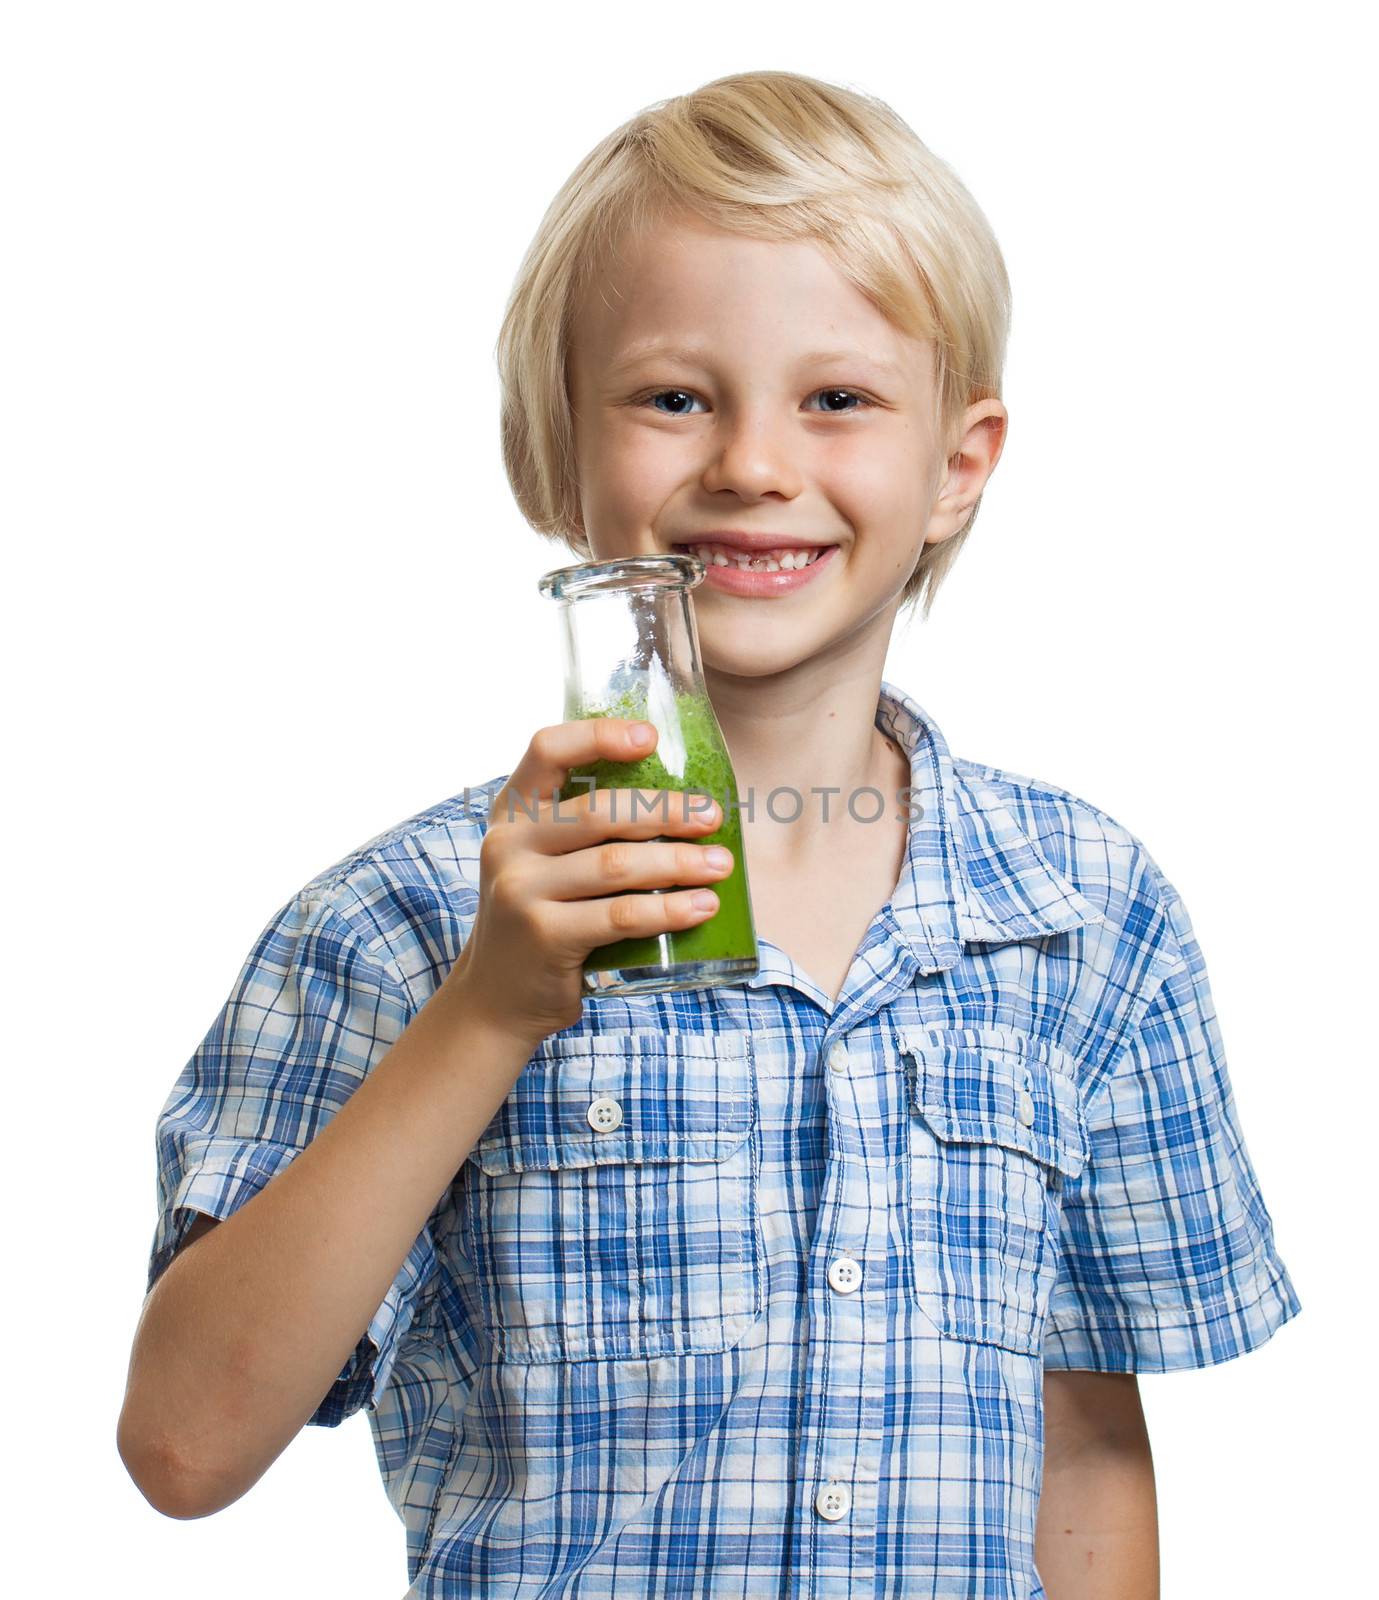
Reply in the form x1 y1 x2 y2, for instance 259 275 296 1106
526 784 723 855
536 836 735 902
492 718 657 822
555 885 723 955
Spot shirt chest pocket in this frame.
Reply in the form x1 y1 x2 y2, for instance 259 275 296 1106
899 1025 1091 1357
461 1029 762 1364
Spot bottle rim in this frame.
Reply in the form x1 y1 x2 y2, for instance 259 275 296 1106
537 552 704 602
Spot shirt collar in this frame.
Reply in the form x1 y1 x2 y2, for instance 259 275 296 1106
877 680 1109 974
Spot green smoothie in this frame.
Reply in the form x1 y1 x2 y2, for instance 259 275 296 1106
557 686 757 979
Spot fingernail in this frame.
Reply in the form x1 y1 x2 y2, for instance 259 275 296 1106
691 890 719 911
630 722 654 744
704 847 732 869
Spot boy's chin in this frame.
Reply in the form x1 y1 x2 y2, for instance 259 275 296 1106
697 630 841 683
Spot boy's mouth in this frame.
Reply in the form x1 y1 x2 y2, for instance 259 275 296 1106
669 538 841 596
671 539 839 573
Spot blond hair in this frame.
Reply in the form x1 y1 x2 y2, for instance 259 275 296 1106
496 70 1010 616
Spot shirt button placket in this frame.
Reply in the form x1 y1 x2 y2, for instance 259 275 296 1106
790 1033 885 1590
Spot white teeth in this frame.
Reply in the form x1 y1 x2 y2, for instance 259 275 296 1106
688 542 822 571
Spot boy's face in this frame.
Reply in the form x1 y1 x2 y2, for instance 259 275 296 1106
567 209 1005 677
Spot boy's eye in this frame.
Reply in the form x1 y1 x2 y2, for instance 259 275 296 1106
806 388 873 413
638 387 873 416
644 389 706 416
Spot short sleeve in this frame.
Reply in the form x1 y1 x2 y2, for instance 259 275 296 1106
1043 875 1303 1372
147 890 438 1426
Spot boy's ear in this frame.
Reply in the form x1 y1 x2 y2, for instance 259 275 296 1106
924 402 1007 546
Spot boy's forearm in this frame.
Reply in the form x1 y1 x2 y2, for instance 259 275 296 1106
117 982 538 1519
1034 1431 1160 1599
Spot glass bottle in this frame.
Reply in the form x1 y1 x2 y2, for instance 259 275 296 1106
536 552 759 995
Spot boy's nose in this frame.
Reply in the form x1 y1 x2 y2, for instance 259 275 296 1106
699 415 804 501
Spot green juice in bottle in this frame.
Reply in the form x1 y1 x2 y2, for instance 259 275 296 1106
558 685 757 983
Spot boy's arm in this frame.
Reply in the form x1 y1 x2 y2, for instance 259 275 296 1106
1035 1371 1159 1599
117 982 539 1520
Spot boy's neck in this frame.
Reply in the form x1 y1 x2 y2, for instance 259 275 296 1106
704 663 909 857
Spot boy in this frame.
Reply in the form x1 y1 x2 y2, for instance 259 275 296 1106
118 71 1301 1598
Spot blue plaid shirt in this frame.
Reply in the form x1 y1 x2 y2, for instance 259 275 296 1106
148 680 1301 1597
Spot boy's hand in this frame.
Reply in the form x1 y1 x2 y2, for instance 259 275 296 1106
441 718 731 1044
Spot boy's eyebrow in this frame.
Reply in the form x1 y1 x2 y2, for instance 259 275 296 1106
607 340 905 379
799 348 906 377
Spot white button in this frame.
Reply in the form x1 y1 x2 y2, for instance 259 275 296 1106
828 1043 849 1073
827 1257 862 1295
587 1096 623 1133
1016 1089 1035 1127
815 1481 851 1521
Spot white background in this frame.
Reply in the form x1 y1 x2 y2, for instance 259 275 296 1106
4 2 1372 1594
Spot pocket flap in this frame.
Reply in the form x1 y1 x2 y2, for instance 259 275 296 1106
468 1030 754 1176
897 1024 1090 1181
